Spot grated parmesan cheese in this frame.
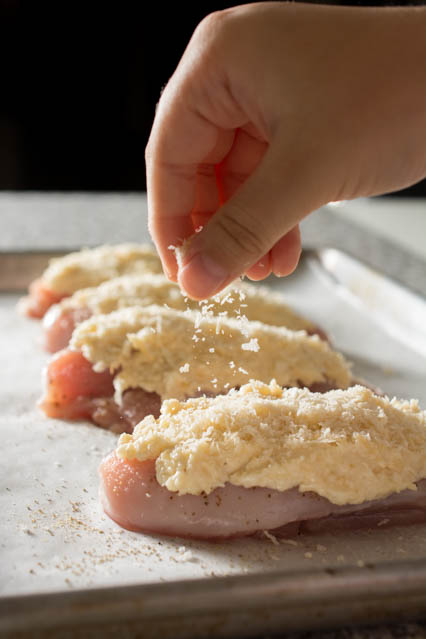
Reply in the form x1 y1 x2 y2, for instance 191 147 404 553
241 338 260 352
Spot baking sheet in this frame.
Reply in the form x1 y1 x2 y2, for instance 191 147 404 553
1 249 426 636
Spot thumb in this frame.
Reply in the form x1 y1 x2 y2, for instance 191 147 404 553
178 141 327 299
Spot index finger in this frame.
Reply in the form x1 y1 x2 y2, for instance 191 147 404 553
145 71 236 280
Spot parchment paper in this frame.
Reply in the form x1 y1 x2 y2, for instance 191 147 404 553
1 255 426 599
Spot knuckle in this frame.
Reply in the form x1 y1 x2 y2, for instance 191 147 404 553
193 8 237 51
196 10 227 35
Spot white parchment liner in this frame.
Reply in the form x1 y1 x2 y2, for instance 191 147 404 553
1 255 426 598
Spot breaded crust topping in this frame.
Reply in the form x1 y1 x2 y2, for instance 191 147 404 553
57 274 316 332
42 244 162 294
60 274 185 315
70 306 351 400
116 381 426 504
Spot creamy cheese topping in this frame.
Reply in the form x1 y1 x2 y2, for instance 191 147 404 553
42 244 163 294
60 274 185 315
70 306 351 401
59 274 316 332
116 381 426 504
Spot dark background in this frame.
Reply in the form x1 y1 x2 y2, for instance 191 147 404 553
0 0 425 196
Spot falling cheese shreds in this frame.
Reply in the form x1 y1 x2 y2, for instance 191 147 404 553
241 338 260 352
116 381 426 505
42 244 163 294
70 306 352 401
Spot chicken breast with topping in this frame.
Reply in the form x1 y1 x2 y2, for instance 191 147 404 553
100 382 426 539
20 243 162 318
39 306 351 433
43 273 325 352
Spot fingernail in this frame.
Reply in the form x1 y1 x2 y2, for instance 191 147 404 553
178 253 228 299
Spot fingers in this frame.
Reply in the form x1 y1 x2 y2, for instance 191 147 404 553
218 126 268 203
146 11 250 280
178 138 324 299
147 100 267 282
145 50 240 276
146 112 235 280
270 225 302 276
245 225 301 281
245 253 272 281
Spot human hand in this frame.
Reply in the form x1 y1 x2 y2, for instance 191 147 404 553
146 2 426 299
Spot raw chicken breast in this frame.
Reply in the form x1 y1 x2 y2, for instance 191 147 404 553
99 453 426 540
43 305 92 353
21 279 66 319
98 382 426 539
40 350 161 433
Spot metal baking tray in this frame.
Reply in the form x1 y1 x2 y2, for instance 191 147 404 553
1 248 426 638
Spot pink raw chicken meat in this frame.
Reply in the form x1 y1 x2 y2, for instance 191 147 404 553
39 350 161 433
100 453 426 540
43 305 92 353
22 279 66 319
